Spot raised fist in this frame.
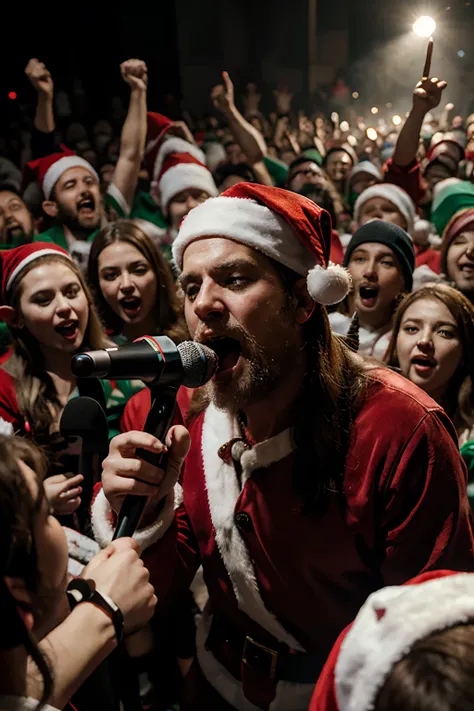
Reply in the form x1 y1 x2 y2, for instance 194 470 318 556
25 58 54 97
211 71 235 114
120 59 148 92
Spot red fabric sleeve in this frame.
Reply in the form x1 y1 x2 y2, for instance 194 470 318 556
141 500 201 608
0 369 24 432
379 411 474 584
383 158 425 207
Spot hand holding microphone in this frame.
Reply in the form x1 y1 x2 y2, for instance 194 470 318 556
102 427 190 526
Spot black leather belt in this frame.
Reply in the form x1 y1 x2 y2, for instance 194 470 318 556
206 613 320 684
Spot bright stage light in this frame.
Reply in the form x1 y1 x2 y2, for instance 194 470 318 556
413 16 437 38
392 115 402 126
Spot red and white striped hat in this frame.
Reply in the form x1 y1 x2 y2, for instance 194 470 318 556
144 112 217 213
0 242 71 303
22 150 99 200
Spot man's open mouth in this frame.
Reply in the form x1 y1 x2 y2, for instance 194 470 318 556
359 285 379 308
77 196 96 214
6 223 25 241
202 336 243 374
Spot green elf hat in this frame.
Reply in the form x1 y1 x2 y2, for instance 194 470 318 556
431 180 474 238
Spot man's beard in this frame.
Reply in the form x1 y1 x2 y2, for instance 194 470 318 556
57 203 101 238
200 318 297 416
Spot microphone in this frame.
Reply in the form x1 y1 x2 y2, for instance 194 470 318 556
71 335 217 388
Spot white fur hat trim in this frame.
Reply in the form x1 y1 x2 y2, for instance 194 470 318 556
335 573 474 711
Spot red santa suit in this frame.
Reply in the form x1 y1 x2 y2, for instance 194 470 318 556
92 367 474 711
91 185 474 710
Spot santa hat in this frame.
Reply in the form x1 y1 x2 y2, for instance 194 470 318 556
348 161 382 187
144 112 217 212
354 184 416 232
0 243 71 303
172 182 352 305
154 151 218 214
310 570 474 711
22 150 98 200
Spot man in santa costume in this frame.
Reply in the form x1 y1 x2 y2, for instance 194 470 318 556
94 183 474 711
309 570 474 711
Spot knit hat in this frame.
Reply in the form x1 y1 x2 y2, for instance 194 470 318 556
426 134 465 174
348 161 382 187
431 180 474 237
302 148 323 167
323 145 358 169
440 207 474 273
144 112 217 213
309 570 474 711
172 182 352 305
0 242 71 303
343 220 415 290
354 184 416 234
22 150 99 200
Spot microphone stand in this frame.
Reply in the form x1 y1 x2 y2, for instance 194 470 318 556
113 382 178 540
113 382 180 711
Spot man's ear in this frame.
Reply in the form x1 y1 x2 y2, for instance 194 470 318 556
292 278 315 324
42 200 58 218
0 305 23 328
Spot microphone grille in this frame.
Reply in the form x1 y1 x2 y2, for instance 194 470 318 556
177 341 218 388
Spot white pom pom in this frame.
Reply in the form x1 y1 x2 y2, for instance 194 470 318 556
306 264 352 305
411 219 433 246
0 417 14 436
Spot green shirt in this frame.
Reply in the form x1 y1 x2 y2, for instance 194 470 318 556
34 183 130 252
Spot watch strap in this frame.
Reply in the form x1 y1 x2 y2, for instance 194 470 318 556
67 578 124 644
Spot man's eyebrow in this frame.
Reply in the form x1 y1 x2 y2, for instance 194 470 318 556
178 259 257 287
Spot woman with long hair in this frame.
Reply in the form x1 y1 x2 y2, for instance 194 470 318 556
0 243 135 519
88 219 187 344
385 283 474 444
0 434 155 711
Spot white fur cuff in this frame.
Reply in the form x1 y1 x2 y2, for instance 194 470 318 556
91 488 177 553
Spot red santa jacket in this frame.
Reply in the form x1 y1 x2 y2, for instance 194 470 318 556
92 367 474 711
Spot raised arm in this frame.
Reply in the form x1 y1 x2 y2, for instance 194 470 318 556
112 59 148 210
393 75 447 167
211 71 267 165
25 58 55 135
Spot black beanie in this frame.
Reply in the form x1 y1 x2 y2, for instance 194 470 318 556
343 220 415 291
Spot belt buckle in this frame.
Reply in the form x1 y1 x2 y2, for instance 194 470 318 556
242 635 278 681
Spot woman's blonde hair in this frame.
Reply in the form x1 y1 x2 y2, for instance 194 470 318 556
87 219 188 343
2 254 108 443
385 283 474 435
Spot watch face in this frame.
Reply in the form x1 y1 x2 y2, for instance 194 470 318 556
69 577 95 600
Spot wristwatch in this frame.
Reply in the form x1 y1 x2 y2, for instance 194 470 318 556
67 578 124 644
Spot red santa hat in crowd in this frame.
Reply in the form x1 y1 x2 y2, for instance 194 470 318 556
144 112 218 214
0 243 71 303
22 150 99 200
172 182 352 305
309 570 474 711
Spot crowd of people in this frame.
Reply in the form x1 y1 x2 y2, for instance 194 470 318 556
1 46 474 711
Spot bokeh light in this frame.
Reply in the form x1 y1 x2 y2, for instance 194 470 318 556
8 91 17 100
352 91 359 99
366 127 378 141
371 106 379 115
392 115 402 126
